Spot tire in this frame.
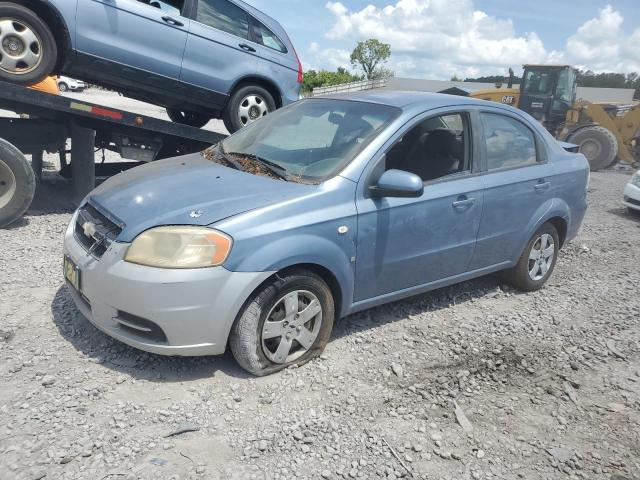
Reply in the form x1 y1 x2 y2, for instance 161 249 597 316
166 108 210 128
223 85 276 134
0 138 35 228
57 82 68 92
0 3 57 85
628 207 640 217
230 269 335 376
568 126 618 172
502 223 560 292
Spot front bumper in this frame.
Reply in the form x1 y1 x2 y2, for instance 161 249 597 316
63 215 274 356
623 182 640 211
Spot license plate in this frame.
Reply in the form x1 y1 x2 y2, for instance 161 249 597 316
64 255 81 291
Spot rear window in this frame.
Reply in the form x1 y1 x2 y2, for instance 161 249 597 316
252 21 287 53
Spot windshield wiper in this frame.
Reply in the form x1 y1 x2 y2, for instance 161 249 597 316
211 145 241 170
226 151 289 181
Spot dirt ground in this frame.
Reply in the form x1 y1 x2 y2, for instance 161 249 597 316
1 91 639 480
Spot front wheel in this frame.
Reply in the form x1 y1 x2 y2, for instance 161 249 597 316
0 3 57 85
223 85 276 134
57 82 68 92
502 223 560 291
166 108 211 128
230 269 335 376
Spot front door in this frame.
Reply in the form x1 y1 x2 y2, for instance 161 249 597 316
354 111 484 301
75 0 189 83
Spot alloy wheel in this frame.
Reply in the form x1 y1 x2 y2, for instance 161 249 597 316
238 94 268 126
0 18 42 74
0 157 17 210
261 290 323 364
528 233 555 281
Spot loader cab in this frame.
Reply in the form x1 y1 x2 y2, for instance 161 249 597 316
519 65 577 134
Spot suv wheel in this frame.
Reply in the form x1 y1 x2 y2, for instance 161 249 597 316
58 81 68 92
230 269 335 376
166 108 210 128
0 3 57 85
223 85 276 133
502 223 560 291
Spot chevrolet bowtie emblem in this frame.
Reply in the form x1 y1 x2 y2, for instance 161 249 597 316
83 221 97 238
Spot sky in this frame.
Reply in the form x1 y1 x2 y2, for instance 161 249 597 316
246 0 640 79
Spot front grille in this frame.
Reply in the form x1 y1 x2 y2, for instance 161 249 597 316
114 311 168 344
625 196 640 207
74 203 123 259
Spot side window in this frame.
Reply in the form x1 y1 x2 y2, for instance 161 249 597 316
137 0 184 15
196 0 249 39
481 113 537 170
252 21 287 53
385 113 470 182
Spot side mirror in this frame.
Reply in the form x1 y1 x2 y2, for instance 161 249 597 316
369 169 424 198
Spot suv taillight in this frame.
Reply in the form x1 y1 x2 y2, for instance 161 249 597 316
285 33 303 83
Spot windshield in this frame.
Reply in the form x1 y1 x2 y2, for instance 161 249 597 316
522 69 556 96
220 98 400 183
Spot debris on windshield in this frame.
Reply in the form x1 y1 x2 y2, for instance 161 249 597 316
202 147 284 181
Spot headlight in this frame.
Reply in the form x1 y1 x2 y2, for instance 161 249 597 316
631 172 640 188
124 226 232 269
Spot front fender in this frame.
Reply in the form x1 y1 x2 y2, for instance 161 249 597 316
226 234 355 318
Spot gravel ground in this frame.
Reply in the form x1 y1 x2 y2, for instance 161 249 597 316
1 94 639 480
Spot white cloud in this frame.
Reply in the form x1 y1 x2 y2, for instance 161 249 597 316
560 5 640 73
318 0 547 79
309 1 639 79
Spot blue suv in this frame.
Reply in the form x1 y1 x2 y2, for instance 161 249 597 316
0 0 302 131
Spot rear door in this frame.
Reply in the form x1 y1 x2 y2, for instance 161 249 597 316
75 0 189 83
179 0 257 106
469 111 555 270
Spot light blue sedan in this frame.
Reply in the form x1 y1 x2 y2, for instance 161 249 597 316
63 91 589 375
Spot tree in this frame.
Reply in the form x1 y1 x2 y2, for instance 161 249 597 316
301 68 363 95
350 39 391 80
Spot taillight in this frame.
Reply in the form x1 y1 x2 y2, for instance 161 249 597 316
285 33 303 83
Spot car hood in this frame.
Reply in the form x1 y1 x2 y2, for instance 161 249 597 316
87 153 312 242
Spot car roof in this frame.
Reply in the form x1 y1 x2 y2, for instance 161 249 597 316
315 89 513 112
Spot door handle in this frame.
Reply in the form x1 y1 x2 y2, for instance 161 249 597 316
239 43 256 52
162 16 184 26
452 196 476 210
534 181 551 191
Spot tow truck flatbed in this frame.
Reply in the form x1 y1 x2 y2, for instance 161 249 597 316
0 80 226 227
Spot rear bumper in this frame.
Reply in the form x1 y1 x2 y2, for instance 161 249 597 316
623 182 640 211
63 214 274 356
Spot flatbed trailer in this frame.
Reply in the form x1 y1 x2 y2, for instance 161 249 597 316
0 81 225 227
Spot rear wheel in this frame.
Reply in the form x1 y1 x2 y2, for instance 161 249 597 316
223 85 276 134
568 126 618 171
0 3 57 85
502 223 559 291
0 138 35 228
166 108 211 128
57 81 68 92
230 269 335 376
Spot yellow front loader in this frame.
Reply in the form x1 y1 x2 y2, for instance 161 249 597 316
465 65 640 171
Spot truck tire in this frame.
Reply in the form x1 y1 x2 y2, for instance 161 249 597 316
0 138 35 227
223 85 276 133
0 3 57 85
166 108 210 128
568 126 618 171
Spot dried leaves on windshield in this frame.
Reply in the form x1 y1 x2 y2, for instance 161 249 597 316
202 147 284 181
